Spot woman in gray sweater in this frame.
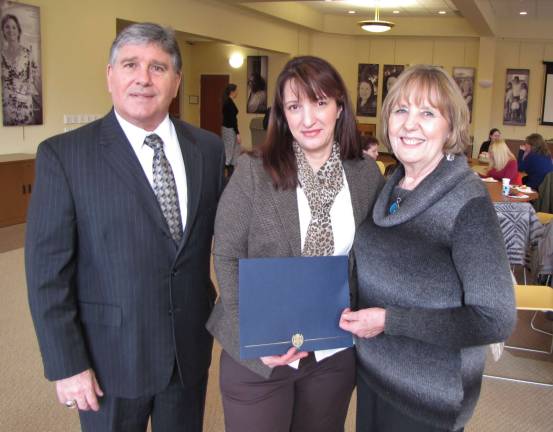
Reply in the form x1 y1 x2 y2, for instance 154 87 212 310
339 65 516 432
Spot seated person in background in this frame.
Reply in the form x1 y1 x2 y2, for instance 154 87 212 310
361 135 379 160
481 139 520 184
518 133 553 190
479 128 501 155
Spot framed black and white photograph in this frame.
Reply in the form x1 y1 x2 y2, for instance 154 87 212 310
246 55 268 114
357 64 378 117
0 2 42 126
382 64 404 103
503 68 529 126
453 67 475 122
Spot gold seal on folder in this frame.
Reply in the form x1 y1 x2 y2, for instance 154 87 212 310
291 333 304 349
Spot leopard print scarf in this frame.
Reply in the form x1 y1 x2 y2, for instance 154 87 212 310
293 141 344 256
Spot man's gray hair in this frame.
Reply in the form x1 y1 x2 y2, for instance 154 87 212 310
109 22 182 72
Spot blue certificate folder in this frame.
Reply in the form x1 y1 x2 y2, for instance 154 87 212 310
239 255 353 360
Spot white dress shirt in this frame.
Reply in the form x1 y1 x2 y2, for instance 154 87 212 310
114 111 188 231
288 169 355 369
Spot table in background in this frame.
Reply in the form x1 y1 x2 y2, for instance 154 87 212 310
469 158 489 176
485 181 538 203
481 181 543 271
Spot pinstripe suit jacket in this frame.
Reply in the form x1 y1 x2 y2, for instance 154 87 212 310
206 154 384 378
26 110 225 398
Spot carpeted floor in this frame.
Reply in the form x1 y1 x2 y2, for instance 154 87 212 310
0 222 26 253
2 223 552 431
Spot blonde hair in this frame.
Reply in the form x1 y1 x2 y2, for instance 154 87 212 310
380 65 469 154
488 140 515 171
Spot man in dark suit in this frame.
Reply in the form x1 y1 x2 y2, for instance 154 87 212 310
26 22 224 431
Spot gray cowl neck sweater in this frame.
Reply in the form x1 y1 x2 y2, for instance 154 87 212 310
354 154 516 431
373 154 474 226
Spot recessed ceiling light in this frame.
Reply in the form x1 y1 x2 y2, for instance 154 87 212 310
393 10 400 14
438 11 447 15
348 10 356 14
519 11 528 15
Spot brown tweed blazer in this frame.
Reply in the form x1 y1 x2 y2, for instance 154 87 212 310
206 153 384 378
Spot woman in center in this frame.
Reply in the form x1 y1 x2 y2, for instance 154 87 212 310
340 65 516 432
207 56 383 431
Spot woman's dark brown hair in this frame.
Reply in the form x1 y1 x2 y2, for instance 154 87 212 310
526 133 551 157
261 56 361 189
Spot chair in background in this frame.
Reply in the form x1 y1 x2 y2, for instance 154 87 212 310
530 221 553 286
534 172 553 213
377 153 398 177
494 202 544 284
249 117 266 149
484 284 553 387
507 284 553 355
376 160 385 175
537 212 553 225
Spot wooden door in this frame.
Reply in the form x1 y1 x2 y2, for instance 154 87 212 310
0 161 27 227
200 75 229 136
169 87 181 119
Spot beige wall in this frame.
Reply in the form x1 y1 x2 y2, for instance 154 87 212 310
0 0 299 155
184 42 289 150
309 34 479 151
2 0 553 156
490 39 553 143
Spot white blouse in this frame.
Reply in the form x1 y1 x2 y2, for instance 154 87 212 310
289 169 355 368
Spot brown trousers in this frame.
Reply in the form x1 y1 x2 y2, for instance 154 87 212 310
220 348 356 432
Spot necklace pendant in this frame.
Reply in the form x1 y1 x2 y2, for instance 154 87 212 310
389 197 401 215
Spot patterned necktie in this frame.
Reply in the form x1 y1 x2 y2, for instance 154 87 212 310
144 133 183 243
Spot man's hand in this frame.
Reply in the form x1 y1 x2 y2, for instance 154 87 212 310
261 347 308 368
56 368 104 411
339 307 386 339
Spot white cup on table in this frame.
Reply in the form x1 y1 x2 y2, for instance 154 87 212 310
502 178 510 196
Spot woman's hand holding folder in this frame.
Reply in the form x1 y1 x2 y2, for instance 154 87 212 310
261 347 309 368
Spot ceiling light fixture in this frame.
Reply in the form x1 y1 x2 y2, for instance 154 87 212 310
348 10 356 14
519 11 527 15
358 2 394 33
438 11 446 15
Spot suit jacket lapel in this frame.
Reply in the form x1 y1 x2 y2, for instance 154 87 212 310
343 159 369 228
99 110 171 237
174 119 202 250
270 183 302 256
